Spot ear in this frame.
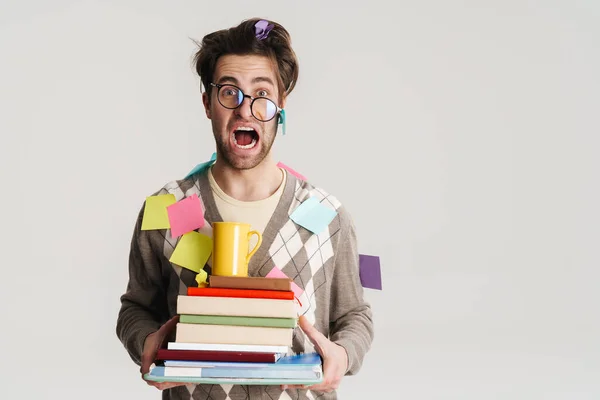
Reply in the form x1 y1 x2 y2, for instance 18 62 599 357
202 91 212 119
279 95 287 110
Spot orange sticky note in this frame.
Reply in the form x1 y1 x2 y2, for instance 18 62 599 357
169 232 212 273
141 194 177 230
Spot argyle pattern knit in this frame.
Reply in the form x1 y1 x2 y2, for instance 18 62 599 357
116 169 374 399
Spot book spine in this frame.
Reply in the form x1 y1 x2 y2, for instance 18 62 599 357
155 349 278 363
175 323 293 346
179 314 297 328
167 342 289 353
176 295 297 318
187 287 294 300
164 360 277 368
209 276 291 291
163 367 321 379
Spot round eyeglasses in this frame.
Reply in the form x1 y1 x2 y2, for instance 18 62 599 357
210 82 281 122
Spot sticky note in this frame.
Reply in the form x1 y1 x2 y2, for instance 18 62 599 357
184 152 217 179
167 194 205 237
141 194 177 230
169 231 212 273
277 161 307 181
266 267 304 298
195 269 208 287
290 197 337 234
359 254 382 290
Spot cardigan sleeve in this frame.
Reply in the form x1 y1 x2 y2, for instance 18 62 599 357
115 202 169 365
328 207 374 375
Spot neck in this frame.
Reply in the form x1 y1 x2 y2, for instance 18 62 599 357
211 155 283 201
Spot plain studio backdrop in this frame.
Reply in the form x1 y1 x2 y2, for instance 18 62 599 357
0 0 599 399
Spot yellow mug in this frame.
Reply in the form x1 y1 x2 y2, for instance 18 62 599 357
212 222 262 277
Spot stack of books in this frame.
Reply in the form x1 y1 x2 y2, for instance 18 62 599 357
145 275 323 385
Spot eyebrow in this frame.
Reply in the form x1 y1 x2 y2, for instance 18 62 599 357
217 76 275 87
251 76 275 86
217 76 239 85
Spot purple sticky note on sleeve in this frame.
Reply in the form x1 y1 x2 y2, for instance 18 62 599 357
359 254 382 290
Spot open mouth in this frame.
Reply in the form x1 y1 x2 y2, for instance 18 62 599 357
233 127 259 149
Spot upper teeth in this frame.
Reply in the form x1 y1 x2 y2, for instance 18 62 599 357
236 127 254 131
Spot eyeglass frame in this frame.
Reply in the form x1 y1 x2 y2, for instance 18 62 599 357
209 82 283 122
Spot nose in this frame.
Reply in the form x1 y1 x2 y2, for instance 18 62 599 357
234 96 253 120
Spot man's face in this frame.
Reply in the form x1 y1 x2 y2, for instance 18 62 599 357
202 54 284 170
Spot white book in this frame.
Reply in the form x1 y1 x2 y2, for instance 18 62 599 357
175 323 292 346
176 295 297 318
167 341 289 354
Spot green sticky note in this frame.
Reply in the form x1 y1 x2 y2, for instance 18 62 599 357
141 194 177 230
169 231 212 273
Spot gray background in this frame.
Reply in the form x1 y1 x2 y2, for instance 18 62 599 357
1 0 599 398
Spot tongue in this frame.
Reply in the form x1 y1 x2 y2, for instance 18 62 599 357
235 131 254 146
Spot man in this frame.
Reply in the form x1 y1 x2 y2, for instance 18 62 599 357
116 17 374 400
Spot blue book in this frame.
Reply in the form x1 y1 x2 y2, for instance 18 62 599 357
163 352 322 369
145 353 323 385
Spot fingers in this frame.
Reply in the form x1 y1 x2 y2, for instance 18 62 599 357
140 315 179 386
142 316 180 376
140 350 155 375
140 317 181 382
157 382 187 390
280 382 336 394
140 359 152 375
140 330 159 376
280 384 308 390
308 378 339 393
159 315 180 335
148 381 188 391
297 315 328 353
155 315 180 349
309 347 344 392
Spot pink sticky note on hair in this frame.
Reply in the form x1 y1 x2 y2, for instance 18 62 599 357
266 267 304 298
166 194 205 237
277 162 307 181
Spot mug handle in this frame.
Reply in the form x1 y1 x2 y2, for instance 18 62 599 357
246 230 263 264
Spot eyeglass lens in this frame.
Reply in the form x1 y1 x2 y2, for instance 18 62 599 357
218 85 277 122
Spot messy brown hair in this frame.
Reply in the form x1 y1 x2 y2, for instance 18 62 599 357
192 18 299 104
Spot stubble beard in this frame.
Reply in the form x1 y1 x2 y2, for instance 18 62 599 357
213 121 277 170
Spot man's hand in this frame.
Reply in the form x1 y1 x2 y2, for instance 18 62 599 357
140 315 188 391
281 315 349 393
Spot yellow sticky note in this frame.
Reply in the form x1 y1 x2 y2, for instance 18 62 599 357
141 194 177 230
195 269 208 287
169 231 212 273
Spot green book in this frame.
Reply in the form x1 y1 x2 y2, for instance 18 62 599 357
179 314 297 328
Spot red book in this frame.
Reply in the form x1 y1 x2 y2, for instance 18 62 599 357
155 349 282 363
187 287 294 300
